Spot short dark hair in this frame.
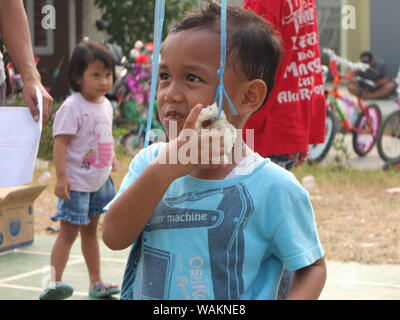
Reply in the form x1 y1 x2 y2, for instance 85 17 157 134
360 51 374 64
170 1 283 106
69 41 116 92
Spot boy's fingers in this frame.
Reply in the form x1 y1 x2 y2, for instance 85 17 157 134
182 104 203 130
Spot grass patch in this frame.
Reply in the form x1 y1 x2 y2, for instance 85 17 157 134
293 164 400 264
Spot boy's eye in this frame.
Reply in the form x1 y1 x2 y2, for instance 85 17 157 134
159 72 170 81
187 74 201 82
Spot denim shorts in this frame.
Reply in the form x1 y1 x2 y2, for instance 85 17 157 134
52 177 116 226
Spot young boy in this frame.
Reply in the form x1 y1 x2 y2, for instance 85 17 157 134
103 2 326 300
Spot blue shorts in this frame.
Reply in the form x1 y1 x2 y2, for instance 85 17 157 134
52 177 116 226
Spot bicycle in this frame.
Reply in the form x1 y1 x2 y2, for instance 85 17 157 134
309 49 382 162
375 67 400 168
114 60 163 155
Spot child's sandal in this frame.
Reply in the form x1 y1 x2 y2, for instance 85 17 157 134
89 282 120 298
39 282 74 300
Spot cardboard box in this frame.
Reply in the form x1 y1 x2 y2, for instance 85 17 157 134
0 185 46 253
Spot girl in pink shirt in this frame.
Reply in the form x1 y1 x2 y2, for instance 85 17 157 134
40 41 119 300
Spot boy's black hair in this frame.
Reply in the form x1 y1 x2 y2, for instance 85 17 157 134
69 41 116 92
170 1 283 108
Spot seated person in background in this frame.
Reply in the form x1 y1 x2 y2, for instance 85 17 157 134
348 51 397 100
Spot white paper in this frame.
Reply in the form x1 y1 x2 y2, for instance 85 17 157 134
0 87 43 187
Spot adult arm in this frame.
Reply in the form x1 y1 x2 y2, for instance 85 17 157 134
0 0 53 122
375 76 392 87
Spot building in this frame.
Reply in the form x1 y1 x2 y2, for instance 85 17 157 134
25 0 103 99
226 0 400 77
25 0 399 100
341 0 400 77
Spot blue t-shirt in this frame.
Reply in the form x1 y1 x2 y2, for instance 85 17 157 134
109 143 324 300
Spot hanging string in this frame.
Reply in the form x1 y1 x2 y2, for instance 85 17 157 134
144 0 236 147
144 0 165 147
214 0 237 121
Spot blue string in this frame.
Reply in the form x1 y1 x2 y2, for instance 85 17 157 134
214 0 237 121
144 0 236 147
144 0 165 148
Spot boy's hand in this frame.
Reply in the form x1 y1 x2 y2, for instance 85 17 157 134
55 178 71 200
155 104 226 177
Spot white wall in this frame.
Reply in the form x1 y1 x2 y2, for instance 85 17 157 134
81 0 106 43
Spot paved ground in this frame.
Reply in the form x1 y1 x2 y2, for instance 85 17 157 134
1 235 399 300
0 235 130 300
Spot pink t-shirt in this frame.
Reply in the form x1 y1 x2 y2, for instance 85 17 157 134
53 93 114 192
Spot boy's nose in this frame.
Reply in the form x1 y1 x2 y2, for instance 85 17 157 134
164 84 184 104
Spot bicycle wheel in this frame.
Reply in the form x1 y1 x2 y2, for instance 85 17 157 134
376 109 400 162
352 104 381 157
309 109 337 162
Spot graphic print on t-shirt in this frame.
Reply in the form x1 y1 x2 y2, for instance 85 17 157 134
81 119 113 170
279 0 325 105
120 183 255 300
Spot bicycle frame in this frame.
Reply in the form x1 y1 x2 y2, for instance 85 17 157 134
327 60 377 136
309 49 382 162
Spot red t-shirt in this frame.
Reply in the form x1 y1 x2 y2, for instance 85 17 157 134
243 0 326 156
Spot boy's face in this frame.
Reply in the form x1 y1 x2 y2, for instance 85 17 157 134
157 29 248 136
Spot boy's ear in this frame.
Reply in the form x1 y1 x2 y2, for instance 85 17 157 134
238 79 268 114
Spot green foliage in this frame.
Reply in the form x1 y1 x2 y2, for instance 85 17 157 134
331 134 350 167
112 127 129 138
94 0 196 55
37 102 61 160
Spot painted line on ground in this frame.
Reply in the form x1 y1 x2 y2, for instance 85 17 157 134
14 248 127 263
0 259 84 284
329 278 400 289
0 283 88 297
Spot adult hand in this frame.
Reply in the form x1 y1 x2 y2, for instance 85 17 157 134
23 80 53 124
296 151 309 167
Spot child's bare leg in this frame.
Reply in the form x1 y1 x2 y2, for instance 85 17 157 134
50 221 80 282
80 215 102 287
